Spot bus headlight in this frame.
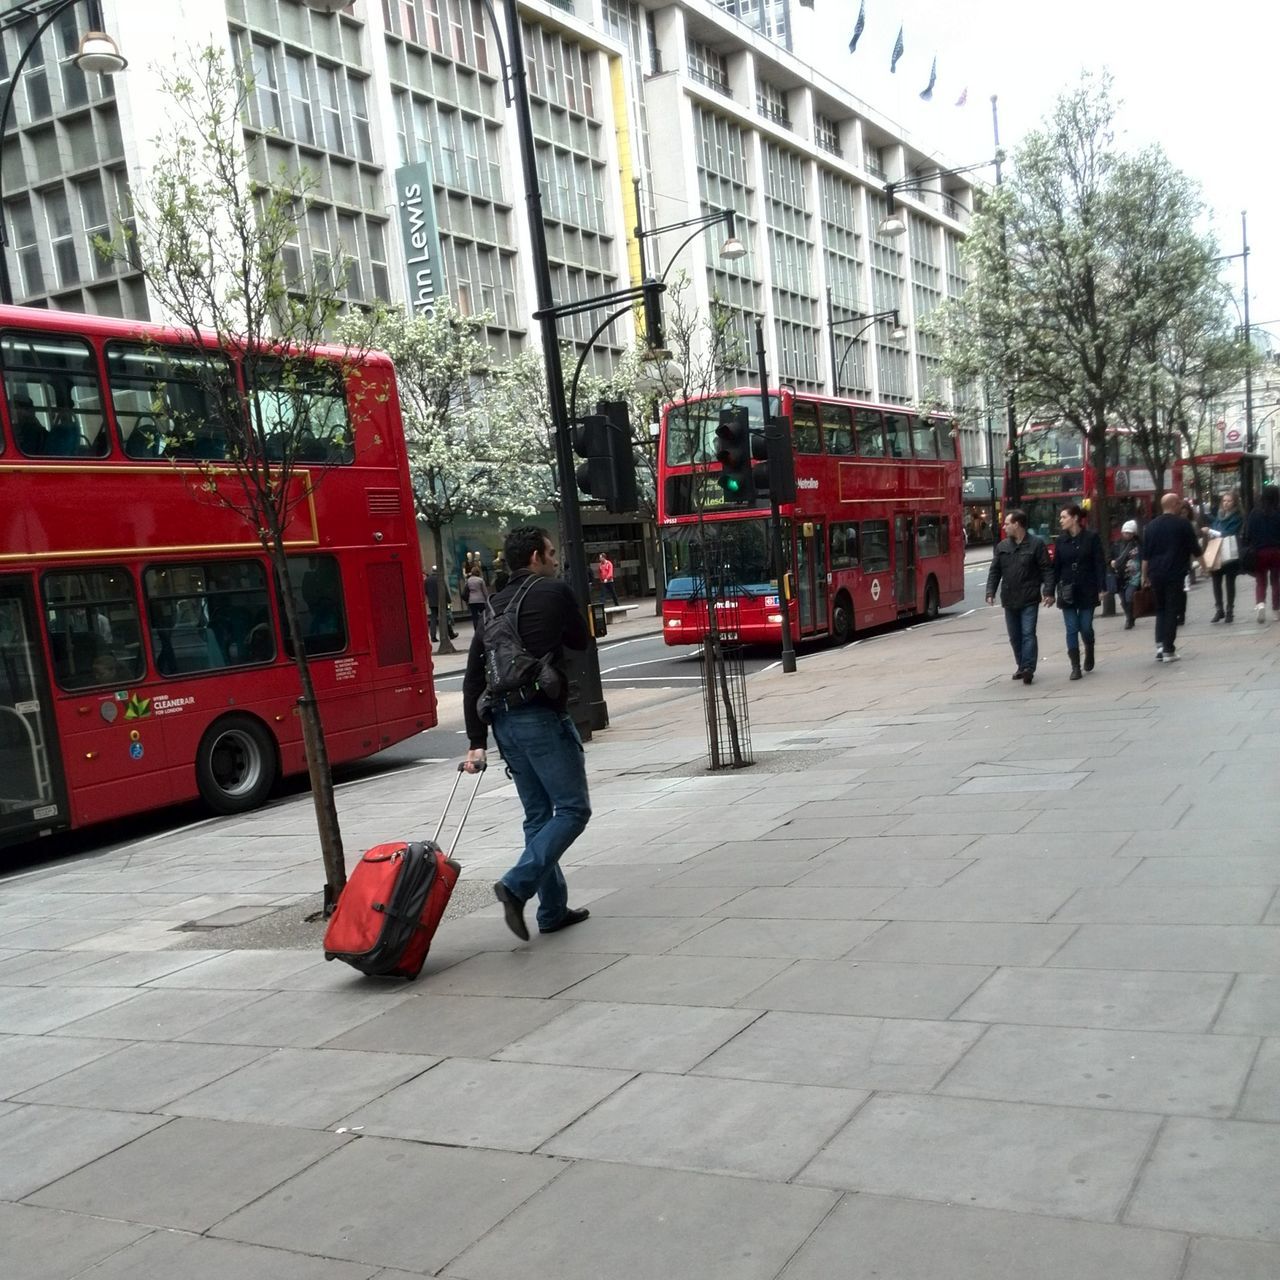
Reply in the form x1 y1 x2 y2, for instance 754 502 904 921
665 618 682 628
766 613 782 623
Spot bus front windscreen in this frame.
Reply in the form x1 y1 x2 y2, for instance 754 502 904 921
664 393 777 466
662 519 776 599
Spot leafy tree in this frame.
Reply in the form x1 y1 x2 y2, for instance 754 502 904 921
110 45 374 906
937 73 1227 542
337 303 545 653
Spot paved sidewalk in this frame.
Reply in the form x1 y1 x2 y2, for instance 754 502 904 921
2 592 1279 1279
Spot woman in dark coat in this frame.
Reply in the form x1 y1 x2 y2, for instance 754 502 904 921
1054 504 1108 680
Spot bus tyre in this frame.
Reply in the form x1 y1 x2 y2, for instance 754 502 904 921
196 715 279 815
832 592 854 644
923 577 940 621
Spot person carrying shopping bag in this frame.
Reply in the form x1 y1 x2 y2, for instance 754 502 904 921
1206 490 1243 624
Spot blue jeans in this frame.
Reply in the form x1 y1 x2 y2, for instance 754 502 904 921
1060 605 1095 652
492 704 591 929
1004 604 1039 673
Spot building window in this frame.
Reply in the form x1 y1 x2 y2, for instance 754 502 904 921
367 220 391 301
319 64 345 152
57 8 89 109
251 41 281 132
42 569 146 691
863 144 885 179
10 197 44 297
22 27 52 121
285 53 315 146
814 113 841 156
338 214 364 300
471 1 489 72
756 80 790 129
77 176 111 280
43 188 79 288
687 42 729 94
349 76 373 162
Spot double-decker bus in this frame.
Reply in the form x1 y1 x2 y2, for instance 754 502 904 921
1176 451 1266 512
658 389 964 645
0 305 436 848
1013 423 1161 541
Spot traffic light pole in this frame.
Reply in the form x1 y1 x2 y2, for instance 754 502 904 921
755 320 796 674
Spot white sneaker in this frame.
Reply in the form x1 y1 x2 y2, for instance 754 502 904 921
1257 604 1266 624
1163 651 1180 663
1155 648 1164 662
1272 610 1280 623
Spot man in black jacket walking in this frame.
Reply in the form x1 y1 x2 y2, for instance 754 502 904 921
1142 492 1205 661
985 509 1055 684
462 526 592 941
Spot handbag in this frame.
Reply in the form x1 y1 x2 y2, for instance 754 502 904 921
1055 582 1076 608
1132 585 1156 618
1220 534 1239 564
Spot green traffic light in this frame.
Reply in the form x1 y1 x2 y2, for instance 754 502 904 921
726 477 741 492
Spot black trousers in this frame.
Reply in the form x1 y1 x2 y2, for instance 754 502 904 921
1211 565 1239 614
1152 580 1186 653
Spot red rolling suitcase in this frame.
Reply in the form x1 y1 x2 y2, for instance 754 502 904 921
323 763 485 979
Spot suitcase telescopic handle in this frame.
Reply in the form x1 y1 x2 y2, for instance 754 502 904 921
430 761 487 850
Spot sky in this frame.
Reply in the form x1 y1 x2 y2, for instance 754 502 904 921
799 0 1279 342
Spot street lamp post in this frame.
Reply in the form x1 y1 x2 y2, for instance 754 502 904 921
825 290 905 395
0 0 127 305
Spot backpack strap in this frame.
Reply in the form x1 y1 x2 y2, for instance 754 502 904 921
486 573 540 627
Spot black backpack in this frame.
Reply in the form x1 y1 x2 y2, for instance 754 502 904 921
479 576 564 719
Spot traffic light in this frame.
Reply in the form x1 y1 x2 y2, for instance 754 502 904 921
573 401 638 513
764 416 797 505
714 406 756 504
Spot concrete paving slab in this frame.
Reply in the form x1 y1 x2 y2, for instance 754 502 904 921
583 885 746 917
948 856 1139 888
422 948 623 998
1125 1116 1280 1242
173 989 416 1048
759 814 901 839
0 985 141 1035
444 1159 837 1280
528 914 719 954
848 920 1075 966
739 959 990 1019
954 772 1087 794
1049 925 1280 974
0 1034 123 1100
1022 805 1183 833
64 1231 379 1280
542 1071 863 1180
1053 886 1274 924
27 1116 348 1231
1182 1236 1280 1280
820 832 979 858
669 916 882 959
694 1010 983 1091
50 987 267 1041
0 949 115 986
937 1023 1257 1116
777 1192 1187 1280
888 811 1033 835
964 831 1133 856
323 993 567 1058
716 887 899 919
0 1202 151 1280
213 1137 562 1273
16 1040 269 1112
954 966 1232 1033
495 1001 756 1072
798 1092 1159 1220
146 949 337 989
869 883 1075 922
1120 829 1280 857
164 1046 437 1128
51 950 226 987
342 1056 630 1151
0 1104 167 1201
788 856 968 889
1236 1038 1280 1121
1 918 119 949
557 953 791 1007
1215 975 1280 1036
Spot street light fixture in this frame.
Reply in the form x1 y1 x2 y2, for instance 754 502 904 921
0 0 127 305
825 290 906 395
877 153 1002 239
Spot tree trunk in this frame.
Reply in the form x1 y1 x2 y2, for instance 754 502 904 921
273 539 346 910
431 524 456 655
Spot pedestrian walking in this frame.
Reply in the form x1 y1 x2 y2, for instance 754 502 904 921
463 564 489 629
462 525 592 941
1245 485 1280 623
1053 504 1107 680
424 566 457 643
1141 492 1205 662
492 553 510 593
1206 490 1243 624
985 509 1054 685
1111 520 1143 629
597 551 620 607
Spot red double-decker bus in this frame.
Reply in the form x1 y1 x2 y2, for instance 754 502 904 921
0 305 435 848
1013 423 1161 540
658 389 964 645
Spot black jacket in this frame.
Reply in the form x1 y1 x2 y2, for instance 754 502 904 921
463 571 588 748
1142 514 1201 585
1053 528 1107 609
1245 508 1280 551
986 533 1053 608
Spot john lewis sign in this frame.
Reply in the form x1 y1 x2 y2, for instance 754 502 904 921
396 162 445 317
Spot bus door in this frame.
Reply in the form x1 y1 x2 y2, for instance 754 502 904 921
894 514 917 612
794 521 829 635
0 576 68 843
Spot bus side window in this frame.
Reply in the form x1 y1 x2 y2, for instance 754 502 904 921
861 520 891 572
144 561 274 675
3 331 108 459
822 405 855 456
283 554 348 657
854 409 884 457
911 414 940 459
883 412 911 459
41 568 146 689
253 357 355 465
917 515 946 557
830 522 859 569
791 400 821 455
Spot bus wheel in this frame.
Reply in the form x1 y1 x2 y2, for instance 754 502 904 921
196 715 278 815
832 592 855 644
923 577 940 621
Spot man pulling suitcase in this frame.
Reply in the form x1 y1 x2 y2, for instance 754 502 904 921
462 526 593 941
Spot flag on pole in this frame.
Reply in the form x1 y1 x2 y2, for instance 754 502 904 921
954 86 969 107
919 56 937 100
890 25 904 73
848 0 866 53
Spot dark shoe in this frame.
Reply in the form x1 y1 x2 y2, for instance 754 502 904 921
1225 613 1234 624
1211 610 1225 623
1083 641 1095 672
539 907 590 935
1011 669 1026 680
1068 648 1082 681
1124 618 1135 630
494 882 529 941
1022 671 1034 684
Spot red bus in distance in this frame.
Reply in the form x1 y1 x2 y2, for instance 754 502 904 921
0 305 435 848
658 388 964 646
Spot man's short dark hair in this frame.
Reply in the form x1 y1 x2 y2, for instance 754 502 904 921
503 525 552 570
1064 504 1085 523
1005 509 1027 530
